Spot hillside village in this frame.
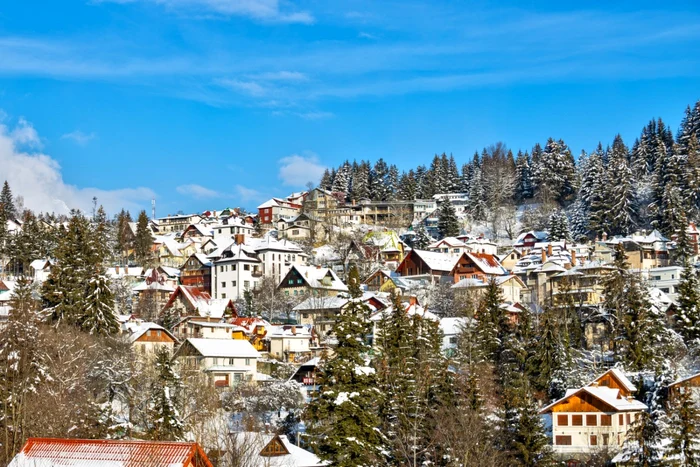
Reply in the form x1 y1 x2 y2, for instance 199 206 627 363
3 100 700 466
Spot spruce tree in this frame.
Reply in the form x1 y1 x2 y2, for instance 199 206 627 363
607 135 637 235
676 218 700 343
351 161 371 201
397 170 417 201
370 158 389 201
514 150 533 201
81 274 119 335
134 210 155 267
437 200 459 238
0 181 16 220
476 278 504 364
332 161 351 195
387 164 399 200
305 267 385 466
319 169 333 191
413 222 432 250
147 347 184 441
466 161 487 222
667 389 700 465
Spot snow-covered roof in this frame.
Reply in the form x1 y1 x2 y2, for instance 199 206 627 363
464 252 508 275
182 338 260 358
410 249 461 272
105 266 144 278
439 317 467 336
29 259 52 271
589 368 637 393
8 438 210 467
132 281 175 292
229 433 327 467
291 265 348 292
451 274 524 289
123 321 176 344
541 385 647 413
428 237 468 249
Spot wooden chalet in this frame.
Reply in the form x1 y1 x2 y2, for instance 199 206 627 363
180 254 213 293
395 249 459 279
668 372 700 402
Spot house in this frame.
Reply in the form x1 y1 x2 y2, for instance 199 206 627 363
278 265 348 298
211 216 255 240
514 231 549 251
105 265 145 285
267 324 314 362
452 274 526 304
638 266 683 299
180 223 213 241
133 269 176 316
174 338 260 387
294 293 388 341
439 317 467 357
277 213 325 242
8 438 213 467
228 432 326 467
211 243 263 300
163 285 234 320
247 236 307 285
289 357 321 401
228 314 270 351
498 249 523 272
668 372 700 402
29 259 53 283
258 197 303 225
548 263 615 310
428 237 471 255
540 369 646 455
0 279 15 324
156 213 204 234
173 318 245 340
364 269 413 294
157 238 189 268
123 321 177 357
395 249 460 281
450 252 508 283
180 253 212 292
606 230 670 269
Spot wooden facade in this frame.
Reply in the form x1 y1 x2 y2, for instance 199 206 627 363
180 254 211 292
549 392 617 413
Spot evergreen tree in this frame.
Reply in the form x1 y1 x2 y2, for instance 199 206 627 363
147 347 184 441
134 210 155 267
387 164 399 200
41 211 92 325
0 181 16 220
667 389 700 466
676 218 700 343
514 150 533 200
476 279 504 364
437 200 459 238
607 135 637 235
332 161 351 195
414 165 427 199
305 267 385 466
370 158 390 201
319 169 333 191
413 222 432 250
531 138 577 205
579 146 607 236
397 170 417 200
81 274 119 335
529 308 570 400
351 161 371 201
115 209 133 263
547 210 571 242
466 160 487 221
447 154 461 193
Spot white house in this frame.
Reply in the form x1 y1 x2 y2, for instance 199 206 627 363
247 236 307 285
439 317 467 357
174 338 260 388
267 325 313 362
211 244 262 300
540 369 646 455
29 259 53 283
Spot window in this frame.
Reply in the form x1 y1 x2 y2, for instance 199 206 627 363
619 414 624 425
449 337 457 344
228 358 234 365
590 435 598 446
244 265 250 271
221 282 226 288
601 414 612 426
626 414 631 425
572 415 583 426
289 279 294 285
234 373 242 381
586 414 597 426
232 281 236 287
245 358 251 365
555 436 572 446
213 358 218 365
602 433 610 445
232 265 236 271
244 280 250 289
221 293 226 298
557 414 568 426
302 313 309 319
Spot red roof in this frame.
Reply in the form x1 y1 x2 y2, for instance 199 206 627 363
12 438 213 467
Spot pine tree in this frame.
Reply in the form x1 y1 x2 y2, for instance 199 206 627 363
437 200 460 238
115 209 133 263
447 154 461 193
531 138 577 206
397 170 417 200
134 210 155 267
332 161 351 195
514 150 533 200
667 389 700 465
0 181 16 220
547 210 571 242
351 161 371 201
607 135 637 235
319 169 333 190
305 266 385 466
580 146 607 236
476 279 504 364
466 161 487 222
387 164 399 200
147 347 184 441
529 308 569 400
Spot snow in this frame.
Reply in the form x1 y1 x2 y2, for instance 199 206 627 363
183 338 260 358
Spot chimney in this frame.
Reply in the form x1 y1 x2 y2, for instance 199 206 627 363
409 296 418 306
547 244 553 257
571 250 577 266
291 326 297 335
115 265 120 274
541 248 547 263
125 266 129 275
235 233 245 245
602 231 608 241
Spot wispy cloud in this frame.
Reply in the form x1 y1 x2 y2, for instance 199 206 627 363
278 153 326 187
94 0 314 24
176 183 222 199
216 78 267 97
235 184 264 202
249 70 308 81
358 32 378 40
61 130 96 146
0 114 153 214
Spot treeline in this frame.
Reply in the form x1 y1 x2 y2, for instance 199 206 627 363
321 100 700 239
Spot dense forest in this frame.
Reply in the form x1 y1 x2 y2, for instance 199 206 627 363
320 100 700 239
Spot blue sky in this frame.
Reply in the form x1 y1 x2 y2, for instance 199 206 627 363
0 0 699 216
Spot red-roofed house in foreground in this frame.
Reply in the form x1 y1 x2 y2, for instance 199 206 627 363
9 438 213 467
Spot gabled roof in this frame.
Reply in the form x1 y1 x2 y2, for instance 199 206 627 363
428 237 468 249
405 249 461 272
540 385 647 414
287 265 349 292
589 368 637 393
9 438 213 467
462 252 508 275
229 432 327 467
165 285 233 318
452 274 525 289
123 321 177 344
180 338 260 358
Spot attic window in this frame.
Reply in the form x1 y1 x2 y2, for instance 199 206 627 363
260 436 290 457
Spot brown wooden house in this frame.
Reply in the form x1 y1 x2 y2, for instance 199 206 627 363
180 253 212 293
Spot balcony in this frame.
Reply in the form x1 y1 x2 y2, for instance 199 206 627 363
252 270 263 278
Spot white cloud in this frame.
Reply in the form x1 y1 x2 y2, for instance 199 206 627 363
249 70 308 81
176 183 221 199
96 0 314 24
216 78 267 97
278 153 326 187
61 130 97 146
358 32 378 40
235 184 263 202
0 116 154 215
